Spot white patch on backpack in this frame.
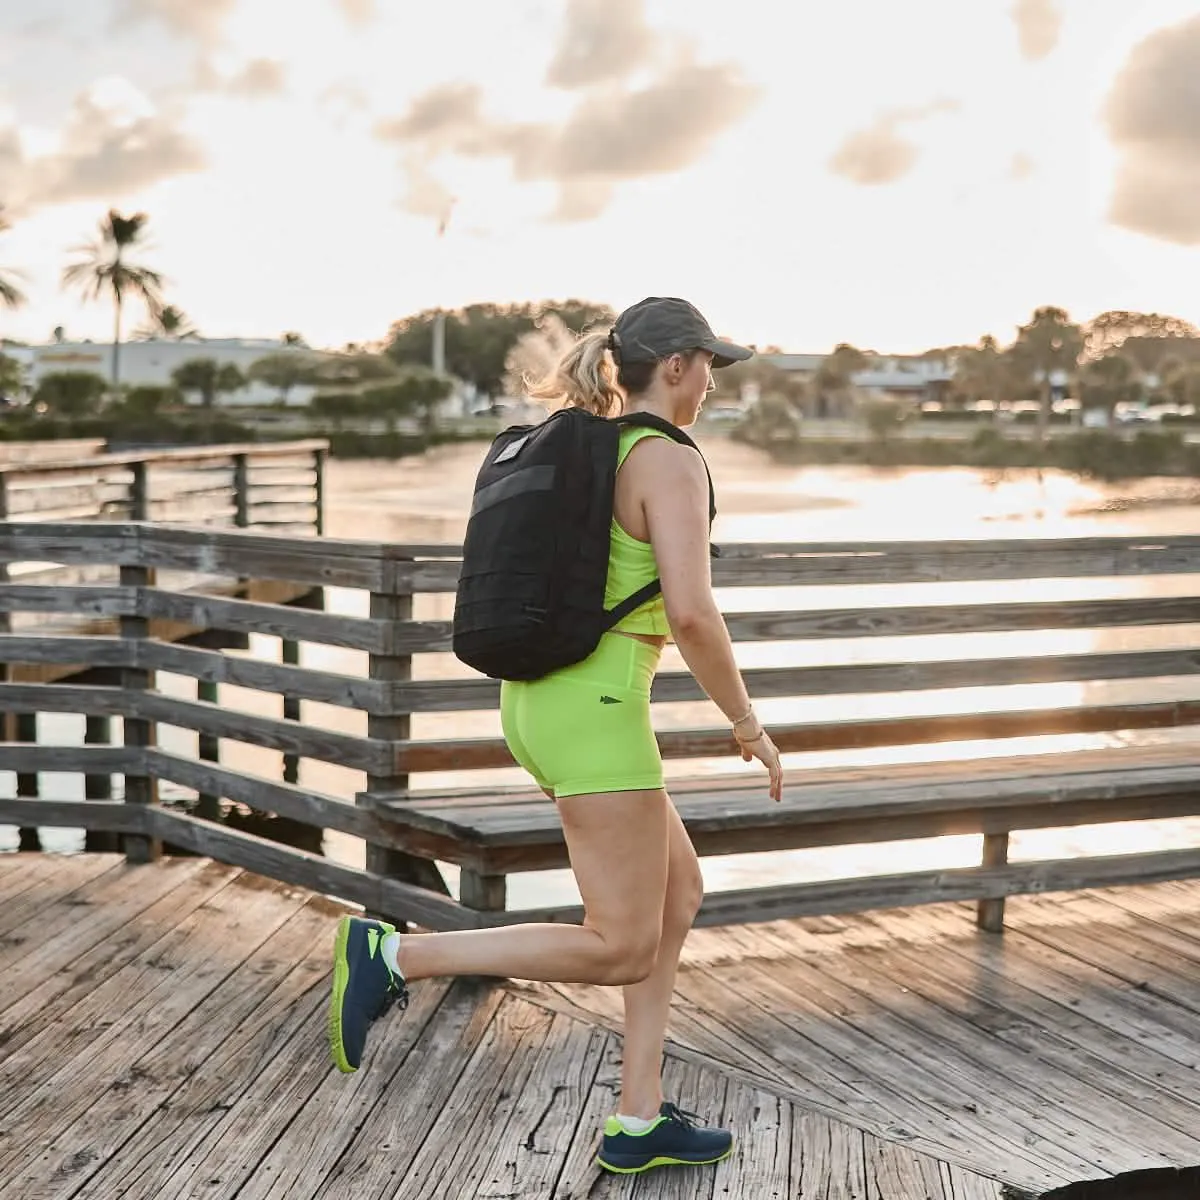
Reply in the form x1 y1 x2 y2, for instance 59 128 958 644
494 434 532 464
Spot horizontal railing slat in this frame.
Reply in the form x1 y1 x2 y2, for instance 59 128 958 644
146 750 411 851
388 697 1200 772
387 536 1200 592
386 646 1200 713
0 682 389 772
496 845 1200 928
144 808 475 930
385 595 1200 655
0 745 140 772
141 589 382 652
0 798 147 833
142 641 388 710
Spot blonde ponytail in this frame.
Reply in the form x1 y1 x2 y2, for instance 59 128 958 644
527 330 625 417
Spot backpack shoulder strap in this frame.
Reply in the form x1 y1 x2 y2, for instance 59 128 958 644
613 412 717 526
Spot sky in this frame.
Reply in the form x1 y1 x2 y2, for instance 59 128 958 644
2 0 1200 354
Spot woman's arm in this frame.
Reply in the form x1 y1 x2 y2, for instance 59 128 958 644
636 439 783 801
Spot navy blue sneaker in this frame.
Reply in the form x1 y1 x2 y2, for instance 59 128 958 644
596 1102 734 1173
328 916 409 1073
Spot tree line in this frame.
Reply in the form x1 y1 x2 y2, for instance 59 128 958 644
6 205 1200 436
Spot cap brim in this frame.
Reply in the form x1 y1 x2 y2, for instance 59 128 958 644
702 338 754 368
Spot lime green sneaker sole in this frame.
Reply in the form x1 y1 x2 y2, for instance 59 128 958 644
596 1144 734 1174
327 916 355 1073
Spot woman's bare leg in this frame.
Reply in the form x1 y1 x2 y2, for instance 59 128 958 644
396 788 670 986
618 799 704 1117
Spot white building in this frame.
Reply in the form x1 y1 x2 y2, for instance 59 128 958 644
763 352 956 397
26 337 322 406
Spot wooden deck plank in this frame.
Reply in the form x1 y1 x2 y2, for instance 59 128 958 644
0 856 223 992
0 854 60 905
895 903 1200 1070
468 1010 607 1200
943 1163 1008 1199
793 1106 869 1200
227 977 458 1200
12 896 329 1200
1093 881 1200 944
107 962 339 1198
399 995 558 1200
306 981 509 1200
863 1128 951 1200
710 1082 793 1200
0 873 309 1149
1013 891 1200 1013
6 858 1200 1197
713 949 1090 1189
858 905 1200 1125
0 860 238 1060
0 854 122 938
837 916 1200 1153
738 920 1200 1175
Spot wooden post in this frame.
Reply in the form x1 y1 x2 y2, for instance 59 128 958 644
976 831 1010 933
361 565 450 925
121 560 160 863
15 712 40 852
84 715 120 853
0 473 15 833
313 447 326 537
460 870 507 915
279 587 323 787
233 454 250 529
281 637 301 786
130 459 149 521
196 679 221 821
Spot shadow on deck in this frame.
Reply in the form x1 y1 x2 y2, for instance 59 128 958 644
3 855 1200 1198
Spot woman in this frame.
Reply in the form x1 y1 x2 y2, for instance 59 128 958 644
329 296 783 1176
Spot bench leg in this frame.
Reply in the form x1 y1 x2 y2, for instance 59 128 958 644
460 869 507 918
977 832 1010 933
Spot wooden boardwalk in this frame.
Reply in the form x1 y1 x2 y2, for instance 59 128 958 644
3 858 1200 1199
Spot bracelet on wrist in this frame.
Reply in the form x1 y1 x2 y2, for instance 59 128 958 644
731 707 756 730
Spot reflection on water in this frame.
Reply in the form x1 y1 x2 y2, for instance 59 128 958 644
9 437 1200 910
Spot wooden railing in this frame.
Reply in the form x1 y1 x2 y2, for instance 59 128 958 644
0 440 327 534
3 523 1200 931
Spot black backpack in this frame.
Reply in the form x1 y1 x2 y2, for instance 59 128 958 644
452 407 716 681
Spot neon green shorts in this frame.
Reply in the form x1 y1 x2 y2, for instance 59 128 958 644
500 633 664 798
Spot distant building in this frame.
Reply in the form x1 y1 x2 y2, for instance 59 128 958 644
26 337 322 406
760 351 956 410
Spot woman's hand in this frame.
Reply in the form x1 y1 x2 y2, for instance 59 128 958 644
734 715 783 803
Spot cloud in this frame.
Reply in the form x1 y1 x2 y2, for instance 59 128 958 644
1105 15 1200 245
377 57 757 222
0 89 206 214
545 0 654 89
1010 0 1061 61
114 0 237 43
829 99 959 186
336 0 377 24
226 58 287 96
1010 151 1035 180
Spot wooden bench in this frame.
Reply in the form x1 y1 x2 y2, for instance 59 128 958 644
365 535 1200 930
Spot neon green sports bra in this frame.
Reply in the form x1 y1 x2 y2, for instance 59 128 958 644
604 426 673 637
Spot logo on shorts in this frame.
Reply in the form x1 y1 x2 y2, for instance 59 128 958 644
599 695 622 704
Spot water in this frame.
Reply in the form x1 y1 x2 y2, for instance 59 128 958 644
9 434 1200 910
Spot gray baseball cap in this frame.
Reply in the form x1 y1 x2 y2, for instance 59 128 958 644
609 297 754 369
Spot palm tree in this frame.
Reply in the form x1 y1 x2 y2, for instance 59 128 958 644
62 210 164 387
0 207 26 310
135 304 197 341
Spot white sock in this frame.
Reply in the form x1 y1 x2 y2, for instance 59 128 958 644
381 932 403 978
616 1113 656 1133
